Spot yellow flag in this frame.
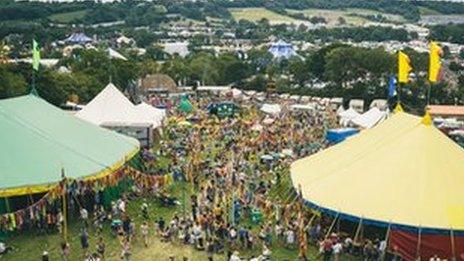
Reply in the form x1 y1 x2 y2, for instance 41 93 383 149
398 51 412 83
428 41 442 83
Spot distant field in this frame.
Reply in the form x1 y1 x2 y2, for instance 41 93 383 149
420 14 464 24
418 6 442 16
49 10 87 23
229 7 303 24
288 8 405 26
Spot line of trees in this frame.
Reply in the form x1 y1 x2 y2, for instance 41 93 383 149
429 24 464 44
1 44 462 113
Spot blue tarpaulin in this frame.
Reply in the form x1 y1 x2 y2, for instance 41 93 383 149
326 128 359 143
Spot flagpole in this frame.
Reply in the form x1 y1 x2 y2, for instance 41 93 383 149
32 37 36 93
32 69 36 91
426 81 432 106
397 82 403 107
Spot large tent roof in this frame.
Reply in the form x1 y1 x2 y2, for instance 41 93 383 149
76 83 154 126
0 95 139 197
291 112 464 231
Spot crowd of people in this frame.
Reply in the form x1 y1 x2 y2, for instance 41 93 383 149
5 93 397 261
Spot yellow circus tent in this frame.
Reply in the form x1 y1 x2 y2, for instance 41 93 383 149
291 111 464 259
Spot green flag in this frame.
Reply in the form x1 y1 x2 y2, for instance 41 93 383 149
32 39 40 71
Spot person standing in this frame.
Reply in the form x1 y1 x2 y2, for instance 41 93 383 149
96 237 106 259
80 208 89 228
141 221 149 247
121 237 132 261
206 238 214 261
61 241 70 261
322 237 333 261
80 229 89 255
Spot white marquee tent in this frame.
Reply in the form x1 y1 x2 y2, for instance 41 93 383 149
134 102 166 128
76 83 163 127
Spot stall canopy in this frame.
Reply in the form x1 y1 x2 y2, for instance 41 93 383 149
0 94 139 197
109 48 128 61
350 107 387 129
290 104 316 111
207 102 240 118
326 128 359 143
260 104 281 115
76 83 160 127
338 107 360 126
178 97 193 113
291 112 464 259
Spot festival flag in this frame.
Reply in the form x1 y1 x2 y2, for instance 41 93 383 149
32 39 40 71
398 51 412 83
428 41 442 83
388 75 397 98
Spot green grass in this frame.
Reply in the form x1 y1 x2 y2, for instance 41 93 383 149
229 7 303 24
418 6 442 16
287 8 405 25
49 10 87 23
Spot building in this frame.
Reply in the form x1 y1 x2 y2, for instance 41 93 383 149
427 105 464 120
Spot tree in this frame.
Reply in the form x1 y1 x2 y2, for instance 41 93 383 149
161 58 189 85
0 64 27 99
325 47 364 87
216 54 249 85
307 43 348 80
288 57 311 86
248 48 273 74
188 53 218 85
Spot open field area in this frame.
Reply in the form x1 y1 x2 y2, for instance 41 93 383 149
418 6 443 16
229 7 304 24
420 14 464 24
48 10 87 23
287 8 405 26
229 7 405 26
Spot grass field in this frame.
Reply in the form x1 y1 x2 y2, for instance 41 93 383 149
49 10 87 23
287 8 405 26
229 7 405 26
418 6 442 16
229 7 304 24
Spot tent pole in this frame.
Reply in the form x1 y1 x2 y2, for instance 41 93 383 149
354 217 363 243
416 226 422 261
451 228 456 261
5 197 10 213
307 213 317 227
325 212 339 238
381 222 392 261
62 178 68 243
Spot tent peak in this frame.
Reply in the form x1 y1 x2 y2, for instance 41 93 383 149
394 103 404 114
421 109 432 126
